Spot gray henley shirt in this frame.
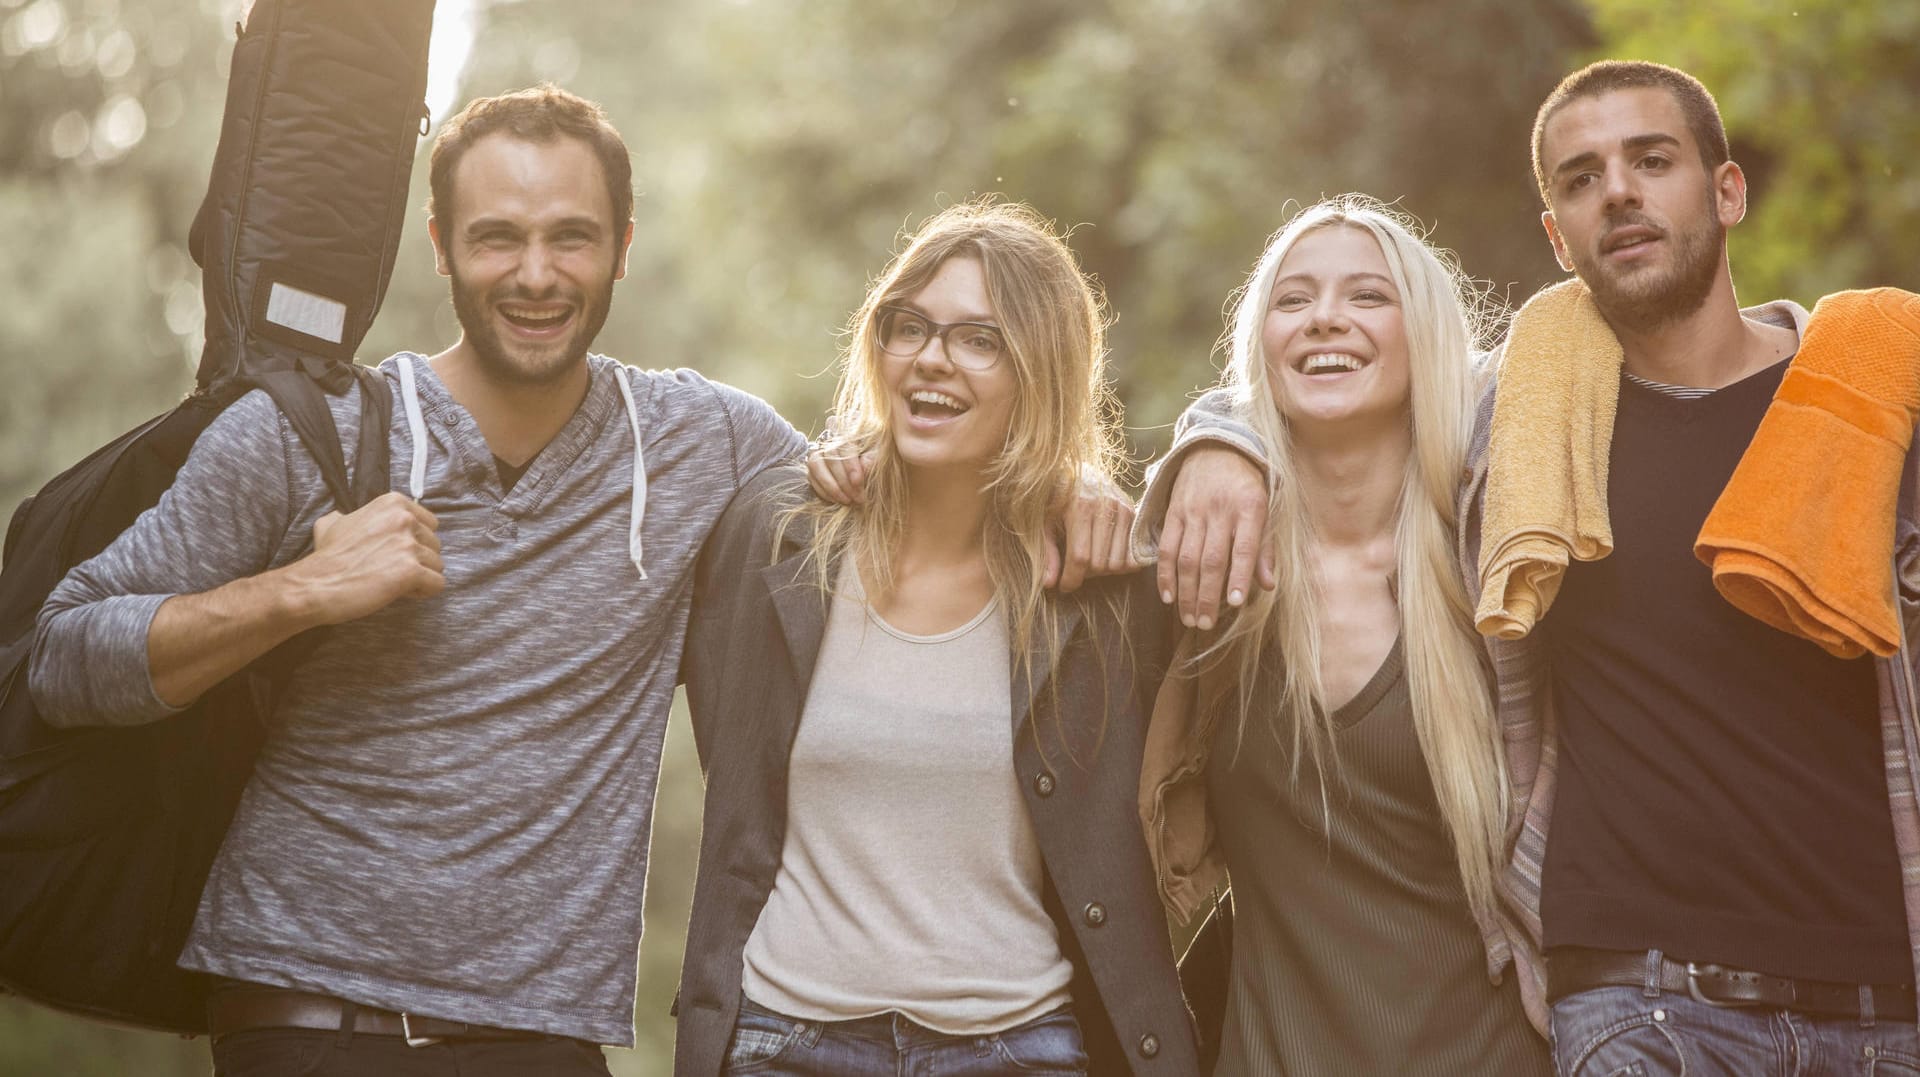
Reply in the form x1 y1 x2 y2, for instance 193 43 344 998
28 352 803 1045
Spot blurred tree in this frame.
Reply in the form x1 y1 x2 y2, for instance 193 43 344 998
0 0 233 525
1582 0 1920 305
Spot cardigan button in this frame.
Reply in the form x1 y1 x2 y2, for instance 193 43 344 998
1083 902 1106 927
1034 773 1056 797
1139 1033 1160 1058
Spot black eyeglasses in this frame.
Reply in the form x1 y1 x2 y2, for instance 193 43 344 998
875 306 1008 371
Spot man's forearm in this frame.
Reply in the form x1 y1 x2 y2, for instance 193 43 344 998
35 491 444 723
29 566 319 727
1132 389 1271 563
147 566 320 708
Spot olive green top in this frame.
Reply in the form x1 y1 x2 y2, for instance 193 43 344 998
1205 642 1547 1076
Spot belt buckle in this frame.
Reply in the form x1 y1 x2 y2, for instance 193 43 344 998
401 1013 444 1048
1686 962 1770 1008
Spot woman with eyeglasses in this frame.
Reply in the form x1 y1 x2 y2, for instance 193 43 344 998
670 199 1199 1077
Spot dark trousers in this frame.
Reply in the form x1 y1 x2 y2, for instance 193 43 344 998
210 1027 613 1077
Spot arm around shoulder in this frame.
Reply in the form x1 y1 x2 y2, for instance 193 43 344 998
1132 388 1277 631
696 374 808 490
1132 387 1271 564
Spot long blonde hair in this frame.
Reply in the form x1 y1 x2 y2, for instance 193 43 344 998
784 198 1123 700
1209 195 1508 923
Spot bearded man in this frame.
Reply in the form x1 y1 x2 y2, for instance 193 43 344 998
29 85 805 1076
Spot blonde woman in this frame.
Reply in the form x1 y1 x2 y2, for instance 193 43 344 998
1140 196 1547 1074
673 200 1198 1077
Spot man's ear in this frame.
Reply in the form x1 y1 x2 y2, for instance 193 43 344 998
1541 210 1573 273
614 219 635 281
428 216 452 277
1713 160 1748 228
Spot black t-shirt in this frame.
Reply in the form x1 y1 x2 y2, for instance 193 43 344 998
1538 358 1911 984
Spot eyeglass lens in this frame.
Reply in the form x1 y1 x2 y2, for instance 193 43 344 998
879 309 1005 369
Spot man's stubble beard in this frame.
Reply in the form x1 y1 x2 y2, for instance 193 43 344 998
446 258 616 388
1571 188 1725 336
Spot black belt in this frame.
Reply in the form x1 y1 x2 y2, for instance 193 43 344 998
207 985 553 1047
1547 947 1917 1022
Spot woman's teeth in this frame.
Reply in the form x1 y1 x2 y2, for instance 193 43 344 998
1300 354 1364 375
908 389 969 417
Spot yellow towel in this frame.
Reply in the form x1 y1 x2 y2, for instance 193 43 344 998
1475 279 1622 639
1695 288 1920 659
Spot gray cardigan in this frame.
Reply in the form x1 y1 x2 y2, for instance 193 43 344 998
673 467 1200 1077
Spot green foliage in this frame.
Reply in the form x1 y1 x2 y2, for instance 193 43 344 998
0 179 199 512
0 0 231 527
1582 0 1920 304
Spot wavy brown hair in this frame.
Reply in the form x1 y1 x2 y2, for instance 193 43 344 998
783 198 1122 719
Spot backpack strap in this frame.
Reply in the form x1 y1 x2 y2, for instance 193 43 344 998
243 362 393 687
348 365 394 510
248 362 392 514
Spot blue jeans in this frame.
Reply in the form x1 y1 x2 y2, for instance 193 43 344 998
722 997 1089 1076
1552 986 1920 1076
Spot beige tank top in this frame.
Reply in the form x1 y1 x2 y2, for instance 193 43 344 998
739 563 1073 1033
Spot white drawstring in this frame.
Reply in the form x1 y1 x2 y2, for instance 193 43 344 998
614 367 648 580
395 354 429 499
394 354 646 580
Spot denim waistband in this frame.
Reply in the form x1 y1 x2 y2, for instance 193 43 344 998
737 996 1075 1048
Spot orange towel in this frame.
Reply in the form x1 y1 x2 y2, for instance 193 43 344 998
1475 279 1622 639
1695 288 1920 659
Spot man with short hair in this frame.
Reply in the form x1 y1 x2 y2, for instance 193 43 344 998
1504 59 1916 1074
30 85 804 1075
1149 60 1920 1075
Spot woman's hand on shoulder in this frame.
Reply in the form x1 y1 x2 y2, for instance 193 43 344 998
1047 475 1138 593
805 438 872 505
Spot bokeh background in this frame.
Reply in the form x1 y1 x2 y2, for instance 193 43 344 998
1 0 1914 1072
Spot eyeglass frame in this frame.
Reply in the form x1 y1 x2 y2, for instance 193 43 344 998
872 305 1010 371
